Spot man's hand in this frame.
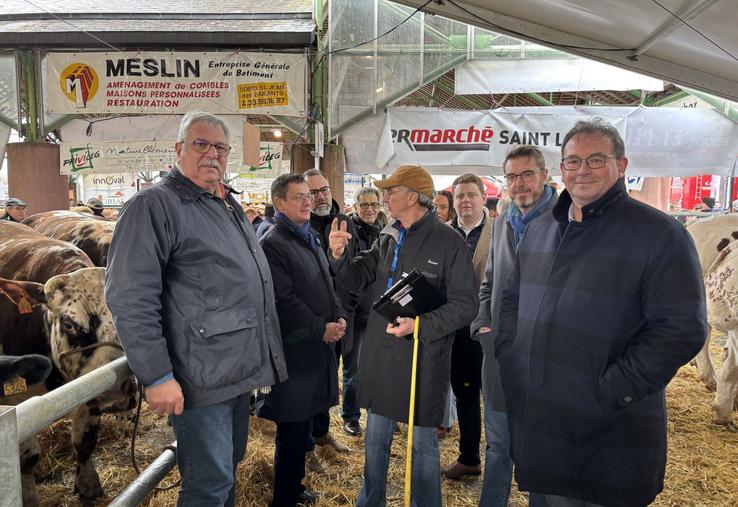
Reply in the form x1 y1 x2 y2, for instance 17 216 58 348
323 321 346 343
386 317 415 337
329 218 352 259
144 378 184 416
478 326 492 334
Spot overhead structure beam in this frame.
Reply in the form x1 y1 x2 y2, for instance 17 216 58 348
524 92 553 106
391 0 738 102
0 111 17 130
631 0 720 58
682 87 738 122
652 90 689 107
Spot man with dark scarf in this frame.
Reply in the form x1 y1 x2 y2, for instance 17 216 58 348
471 145 556 507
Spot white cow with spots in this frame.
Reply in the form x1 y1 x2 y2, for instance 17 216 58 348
686 214 738 391
703 239 738 427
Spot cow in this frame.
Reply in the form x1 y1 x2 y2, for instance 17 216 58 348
703 240 738 428
0 223 136 504
0 221 92 281
22 211 115 267
0 354 52 393
685 214 738 391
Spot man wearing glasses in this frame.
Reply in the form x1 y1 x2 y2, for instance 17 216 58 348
472 146 556 506
106 111 287 506
494 119 706 507
259 173 346 506
302 169 354 466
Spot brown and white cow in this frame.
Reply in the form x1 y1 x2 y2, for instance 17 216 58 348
685 214 738 391
0 223 136 504
22 211 115 267
703 240 738 428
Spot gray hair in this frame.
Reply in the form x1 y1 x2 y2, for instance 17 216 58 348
177 111 230 143
561 118 625 159
417 192 435 209
303 168 327 180
355 187 380 202
271 173 306 200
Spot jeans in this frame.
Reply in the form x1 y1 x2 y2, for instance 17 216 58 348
479 403 512 507
272 419 312 507
341 315 366 422
450 328 483 466
356 412 442 507
170 392 251 507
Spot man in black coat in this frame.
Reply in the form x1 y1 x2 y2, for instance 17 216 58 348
329 165 478 507
303 169 356 457
497 119 706 507
259 173 347 507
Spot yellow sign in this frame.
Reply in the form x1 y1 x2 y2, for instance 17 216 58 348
59 63 99 108
3 376 27 396
238 81 288 110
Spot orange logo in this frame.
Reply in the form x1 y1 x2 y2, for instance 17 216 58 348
59 63 99 108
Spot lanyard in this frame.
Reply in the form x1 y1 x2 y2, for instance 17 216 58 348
387 227 406 289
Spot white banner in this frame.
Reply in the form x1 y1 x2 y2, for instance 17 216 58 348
44 51 306 116
344 106 738 177
455 58 664 95
60 139 282 175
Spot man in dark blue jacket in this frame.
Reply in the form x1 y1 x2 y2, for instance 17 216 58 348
497 119 707 507
259 173 346 506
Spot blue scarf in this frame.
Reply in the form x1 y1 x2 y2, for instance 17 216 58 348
275 212 321 254
507 185 554 247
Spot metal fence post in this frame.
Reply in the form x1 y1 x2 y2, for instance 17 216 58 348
0 405 22 507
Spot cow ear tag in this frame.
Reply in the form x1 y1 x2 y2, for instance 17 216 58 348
3 376 27 396
18 294 33 314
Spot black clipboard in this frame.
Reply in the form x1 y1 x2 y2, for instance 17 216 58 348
372 269 446 322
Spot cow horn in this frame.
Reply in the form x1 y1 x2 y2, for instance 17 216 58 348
45 273 71 300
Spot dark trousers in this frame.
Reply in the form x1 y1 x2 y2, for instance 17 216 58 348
272 419 312 507
305 410 331 453
341 314 366 422
450 327 483 466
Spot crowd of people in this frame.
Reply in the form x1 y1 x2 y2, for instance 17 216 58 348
103 111 707 507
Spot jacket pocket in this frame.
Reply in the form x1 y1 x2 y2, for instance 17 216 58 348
186 307 263 389
590 359 618 419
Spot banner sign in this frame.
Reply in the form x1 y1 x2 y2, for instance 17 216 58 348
239 142 285 179
60 139 281 175
347 106 738 177
45 51 306 116
455 58 663 95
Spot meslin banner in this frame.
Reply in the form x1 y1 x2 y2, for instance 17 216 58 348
44 52 306 117
60 139 281 175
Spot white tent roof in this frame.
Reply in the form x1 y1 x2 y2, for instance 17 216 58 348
393 0 738 102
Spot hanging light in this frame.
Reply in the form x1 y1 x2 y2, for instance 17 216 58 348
273 129 282 138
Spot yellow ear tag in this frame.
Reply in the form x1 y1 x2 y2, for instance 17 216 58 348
3 376 27 396
18 294 33 314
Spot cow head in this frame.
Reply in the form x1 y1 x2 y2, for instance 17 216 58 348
44 267 123 381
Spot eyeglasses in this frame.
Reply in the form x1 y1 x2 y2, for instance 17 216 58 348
358 202 381 210
186 140 231 156
383 187 408 197
287 193 314 204
309 186 331 197
503 169 542 185
561 154 616 171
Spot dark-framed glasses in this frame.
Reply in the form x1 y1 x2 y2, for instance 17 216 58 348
309 186 331 197
504 169 542 185
561 154 616 171
358 202 381 210
187 140 231 156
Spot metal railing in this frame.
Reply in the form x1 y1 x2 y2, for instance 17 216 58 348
0 356 177 507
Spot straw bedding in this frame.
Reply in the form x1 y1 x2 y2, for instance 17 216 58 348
35 335 738 506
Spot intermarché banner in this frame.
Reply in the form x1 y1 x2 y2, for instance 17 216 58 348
44 52 306 117
59 140 283 175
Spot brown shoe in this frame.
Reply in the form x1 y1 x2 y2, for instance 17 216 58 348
442 461 482 479
305 451 324 473
314 433 350 453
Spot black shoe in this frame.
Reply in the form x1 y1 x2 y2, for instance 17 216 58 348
297 489 320 506
343 419 362 437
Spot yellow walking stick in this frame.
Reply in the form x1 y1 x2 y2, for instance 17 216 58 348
404 316 421 507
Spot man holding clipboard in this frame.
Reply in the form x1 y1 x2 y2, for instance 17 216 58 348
328 165 478 507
